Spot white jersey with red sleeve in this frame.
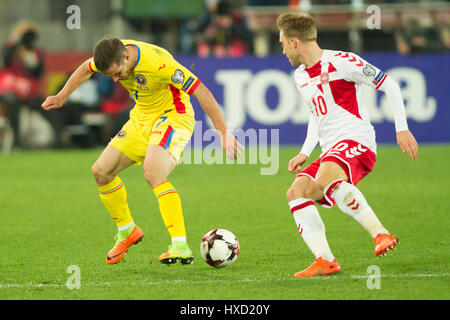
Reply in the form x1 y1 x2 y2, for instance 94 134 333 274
294 49 397 156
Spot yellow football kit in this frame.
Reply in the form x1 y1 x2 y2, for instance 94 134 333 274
90 40 200 251
89 39 200 163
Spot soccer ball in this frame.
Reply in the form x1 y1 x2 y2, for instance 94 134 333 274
200 229 239 268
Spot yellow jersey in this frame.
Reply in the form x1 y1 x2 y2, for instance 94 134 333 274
88 39 201 123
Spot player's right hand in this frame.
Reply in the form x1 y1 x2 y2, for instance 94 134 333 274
220 130 244 160
41 95 65 111
396 130 418 160
288 153 308 174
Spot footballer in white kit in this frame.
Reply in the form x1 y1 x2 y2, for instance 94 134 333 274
294 49 402 206
278 12 418 278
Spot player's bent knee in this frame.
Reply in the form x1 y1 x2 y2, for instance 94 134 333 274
91 162 101 179
287 176 324 202
286 187 296 202
286 184 314 202
143 170 154 185
91 162 113 185
143 169 166 189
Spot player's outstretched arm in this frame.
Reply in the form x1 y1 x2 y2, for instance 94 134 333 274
192 82 244 159
41 59 93 110
288 114 317 173
378 76 418 160
334 52 418 160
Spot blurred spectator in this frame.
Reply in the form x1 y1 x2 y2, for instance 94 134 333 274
58 72 132 148
0 20 66 148
97 73 133 142
57 71 100 148
439 25 450 51
195 0 253 57
247 0 289 5
396 17 445 54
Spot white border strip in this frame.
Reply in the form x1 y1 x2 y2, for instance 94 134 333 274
1 273 448 289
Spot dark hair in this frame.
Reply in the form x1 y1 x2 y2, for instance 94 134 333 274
217 0 232 16
21 30 38 49
93 36 126 72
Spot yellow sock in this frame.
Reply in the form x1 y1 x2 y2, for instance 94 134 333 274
153 181 186 239
97 176 133 228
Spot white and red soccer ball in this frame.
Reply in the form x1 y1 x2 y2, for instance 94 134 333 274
200 229 239 268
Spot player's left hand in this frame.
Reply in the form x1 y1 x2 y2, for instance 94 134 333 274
220 130 244 160
396 130 418 160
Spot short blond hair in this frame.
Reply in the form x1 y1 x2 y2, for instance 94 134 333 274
277 12 317 42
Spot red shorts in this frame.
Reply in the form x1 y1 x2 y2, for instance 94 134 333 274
297 140 376 207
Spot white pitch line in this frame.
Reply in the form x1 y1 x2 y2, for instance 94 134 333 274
349 273 450 279
0 273 448 289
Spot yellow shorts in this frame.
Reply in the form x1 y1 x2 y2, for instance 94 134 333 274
109 109 195 165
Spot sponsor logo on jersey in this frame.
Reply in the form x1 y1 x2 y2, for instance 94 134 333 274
135 74 147 85
320 72 329 85
299 82 308 88
171 69 185 84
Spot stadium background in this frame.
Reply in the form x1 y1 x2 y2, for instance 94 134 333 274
0 0 449 302
0 0 448 149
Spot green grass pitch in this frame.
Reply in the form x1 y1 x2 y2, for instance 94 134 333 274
0 144 449 300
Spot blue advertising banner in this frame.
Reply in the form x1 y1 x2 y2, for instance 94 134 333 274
177 53 449 145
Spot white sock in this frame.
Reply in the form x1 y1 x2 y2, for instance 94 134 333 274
325 180 388 238
289 198 335 262
118 221 134 231
172 236 186 243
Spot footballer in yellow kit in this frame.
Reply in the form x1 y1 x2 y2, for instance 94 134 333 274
88 40 199 165
42 36 243 265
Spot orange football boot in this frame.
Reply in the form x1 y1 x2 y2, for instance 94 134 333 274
293 257 341 278
373 233 399 257
106 225 144 264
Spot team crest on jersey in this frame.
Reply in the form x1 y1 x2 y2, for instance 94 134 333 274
363 64 376 77
320 72 329 85
117 130 127 138
135 74 147 85
171 69 185 84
